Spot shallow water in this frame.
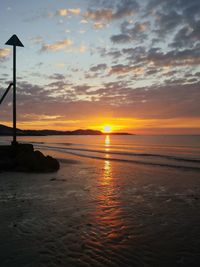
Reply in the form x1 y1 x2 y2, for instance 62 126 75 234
1 135 200 170
0 135 200 266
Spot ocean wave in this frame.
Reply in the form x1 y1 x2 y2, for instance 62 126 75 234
35 143 200 164
35 144 200 172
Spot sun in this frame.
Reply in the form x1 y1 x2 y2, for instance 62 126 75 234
103 125 112 133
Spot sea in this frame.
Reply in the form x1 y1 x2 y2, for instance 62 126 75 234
1 134 200 171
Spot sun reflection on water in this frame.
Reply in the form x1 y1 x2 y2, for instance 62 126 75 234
91 135 124 244
101 160 112 186
105 135 110 146
105 135 110 152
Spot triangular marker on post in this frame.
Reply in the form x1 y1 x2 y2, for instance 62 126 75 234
5 34 24 146
5 34 24 47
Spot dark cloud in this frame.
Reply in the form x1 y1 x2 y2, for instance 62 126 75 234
84 0 139 21
113 0 140 19
84 64 108 79
73 85 91 94
108 64 144 76
111 21 149 44
146 68 159 76
111 34 132 44
154 11 183 37
99 47 122 60
171 20 200 48
147 0 199 15
194 72 200 77
145 46 200 67
146 0 200 45
114 46 200 67
90 64 107 72
47 80 73 92
48 73 66 80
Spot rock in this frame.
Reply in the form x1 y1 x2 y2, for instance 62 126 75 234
45 155 60 171
0 156 14 170
0 143 60 172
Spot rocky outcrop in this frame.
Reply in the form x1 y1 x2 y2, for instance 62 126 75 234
0 143 59 172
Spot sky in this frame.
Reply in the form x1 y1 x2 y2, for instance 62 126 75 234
0 0 200 134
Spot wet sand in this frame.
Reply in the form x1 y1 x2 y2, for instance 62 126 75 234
0 157 200 267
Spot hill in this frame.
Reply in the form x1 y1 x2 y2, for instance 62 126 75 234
0 124 131 136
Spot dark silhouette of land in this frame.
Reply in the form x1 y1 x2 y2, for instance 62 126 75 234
0 124 131 136
0 143 59 172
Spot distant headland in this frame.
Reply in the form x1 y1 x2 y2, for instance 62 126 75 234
0 124 132 136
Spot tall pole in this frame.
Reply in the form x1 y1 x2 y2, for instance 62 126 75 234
13 45 17 145
5 34 24 147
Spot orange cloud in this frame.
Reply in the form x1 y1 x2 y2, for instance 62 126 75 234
109 64 144 75
41 39 73 52
0 48 11 61
84 9 113 21
57 8 81 16
93 22 106 29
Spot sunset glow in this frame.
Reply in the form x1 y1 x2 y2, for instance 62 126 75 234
103 125 112 133
0 0 200 134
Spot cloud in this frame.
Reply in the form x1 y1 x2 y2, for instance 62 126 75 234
104 44 200 69
84 0 139 22
109 64 144 76
0 48 11 62
147 0 200 16
90 64 107 72
73 85 91 94
29 36 43 44
111 34 132 43
144 47 200 67
80 19 88 24
84 9 113 21
63 44 87 53
111 21 149 44
171 21 200 48
40 39 73 52
93 22 106 29
22 114 62 121
86 81 200 119
154 11 182 36
57 8 81 16
48 73 65 80
99 47 122 60
100 0 200 55
1 77 200 133
113 0 140 20
146 0 200 42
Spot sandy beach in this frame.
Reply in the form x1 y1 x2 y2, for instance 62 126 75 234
1 152 200 267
